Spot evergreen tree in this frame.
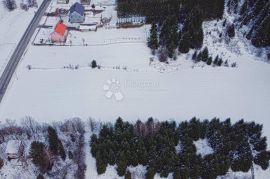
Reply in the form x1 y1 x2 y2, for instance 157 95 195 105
91 60 97 68
108 149 115 165
137 138 148 165
58 139 66 160
254 151 270 170
96 151 107 174
125 171 132 179
192 51 198 61
207 57 212 65
213 55 219 65
201 47 209 62
179 32 190 53
217 58 223 66
117 152 128 176
30 141 50 173
227 24 235 38
148 23 159 51
48 126 59 155
36 174 44 179
146 166 156 179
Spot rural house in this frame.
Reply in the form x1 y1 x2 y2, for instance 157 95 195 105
51 21 68 43
69 2 85 23
6 140 24 160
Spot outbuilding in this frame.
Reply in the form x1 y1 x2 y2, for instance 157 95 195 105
80 0 90 5
57 0 69 4
6 140 24 160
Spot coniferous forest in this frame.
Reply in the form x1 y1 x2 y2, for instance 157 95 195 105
90 117 270 178
116 0 270 58
117 0 225 57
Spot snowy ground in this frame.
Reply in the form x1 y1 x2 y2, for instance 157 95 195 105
0 0 43 75
0 0 270 178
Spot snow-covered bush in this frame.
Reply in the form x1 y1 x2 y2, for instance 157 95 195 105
5 0 17 10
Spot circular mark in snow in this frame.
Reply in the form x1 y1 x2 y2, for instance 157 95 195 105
103 78 124 101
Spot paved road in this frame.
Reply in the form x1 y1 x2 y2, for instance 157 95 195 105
0 0 51 103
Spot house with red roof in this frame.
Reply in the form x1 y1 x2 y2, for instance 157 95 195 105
51 21 68 43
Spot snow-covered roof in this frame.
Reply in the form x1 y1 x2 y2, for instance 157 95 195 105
6 140 21 154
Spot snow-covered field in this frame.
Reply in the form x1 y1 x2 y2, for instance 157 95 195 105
0 0 43 75
0 0 270 178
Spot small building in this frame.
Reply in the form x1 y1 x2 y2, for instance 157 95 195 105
57 0 69 4
79 24 97 32
6 140 24 160
51 21 68 43
80 0 90 5
69 2 85 23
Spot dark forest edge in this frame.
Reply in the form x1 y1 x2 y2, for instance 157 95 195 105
90 117 270 179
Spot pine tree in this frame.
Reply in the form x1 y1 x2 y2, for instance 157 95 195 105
217 58 223 66
117 152 128 176
146 166 156 179
125 171 132 179
179 32 190 53
254 151 270 170
58 139 66 160
108 149 115 165
137 138 148 165
148 23 159 51
48 126 59 155
36 174 44 179
227 24 235 38
96 151 107 174
213 55 219 65
192 51 198 61
201 47 209 62
30 141 50 172
207 57 212 65
91 60 97 68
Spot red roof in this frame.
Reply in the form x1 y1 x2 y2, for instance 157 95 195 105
54 21 67 36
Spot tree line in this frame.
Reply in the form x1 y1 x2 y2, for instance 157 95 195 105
90 117 270 178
